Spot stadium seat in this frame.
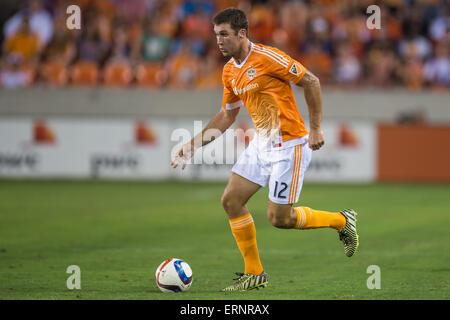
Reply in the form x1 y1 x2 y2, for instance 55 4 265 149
40 61 68 86
21 63 36 86
135 62 166 88
103 61 133 87
70 61 99 86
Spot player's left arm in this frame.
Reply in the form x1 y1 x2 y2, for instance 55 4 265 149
296 70 325 151
263 47 325 151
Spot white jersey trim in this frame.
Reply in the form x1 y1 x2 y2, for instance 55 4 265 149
253 44 290 64
233 42 254 69
225 100 244 110
252 45 290 68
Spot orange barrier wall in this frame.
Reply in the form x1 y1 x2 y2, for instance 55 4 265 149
378 124 450 182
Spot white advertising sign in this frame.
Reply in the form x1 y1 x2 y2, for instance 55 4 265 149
0 118 375 182
305 121 376 182
0 118 170 179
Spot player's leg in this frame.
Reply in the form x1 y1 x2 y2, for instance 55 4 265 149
221 173 269 291
221 141 270 291
221 172 260 220
292 206 359 257
268 143 345 229
266 200 346 231
221 172 263 275
266 201 296 228
268 142 359 256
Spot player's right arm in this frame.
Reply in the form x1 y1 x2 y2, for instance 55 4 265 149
170 107 240 170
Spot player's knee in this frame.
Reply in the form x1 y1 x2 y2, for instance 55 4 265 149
267 210 292 229
221 192 239 213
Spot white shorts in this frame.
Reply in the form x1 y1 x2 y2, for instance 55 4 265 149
232 135 312 205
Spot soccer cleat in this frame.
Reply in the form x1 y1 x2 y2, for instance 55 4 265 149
221 272 268 292
338 209 359 257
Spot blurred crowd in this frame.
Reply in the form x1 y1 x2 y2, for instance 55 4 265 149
0 0 449 90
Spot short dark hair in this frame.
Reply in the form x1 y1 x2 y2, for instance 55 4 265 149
213 8 249 36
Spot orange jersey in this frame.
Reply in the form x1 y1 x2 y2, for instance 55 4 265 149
222 42 308 143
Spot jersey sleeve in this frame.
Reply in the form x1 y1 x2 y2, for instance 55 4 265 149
264 47 307 84
221 70 243 110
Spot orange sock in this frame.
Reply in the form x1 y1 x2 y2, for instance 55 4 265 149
294 206 346 231
229 213 263 275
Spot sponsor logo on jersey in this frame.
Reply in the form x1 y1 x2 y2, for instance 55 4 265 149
233 83 259 95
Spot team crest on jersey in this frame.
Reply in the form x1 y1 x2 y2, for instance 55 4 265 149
289 63 300 76
247 67 257 80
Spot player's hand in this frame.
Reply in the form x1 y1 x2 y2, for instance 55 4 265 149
170 142 195 170
308 128 325 151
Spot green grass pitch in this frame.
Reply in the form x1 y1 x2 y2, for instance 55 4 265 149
0 179 449 300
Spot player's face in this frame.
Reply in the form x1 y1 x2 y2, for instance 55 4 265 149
214 23 242 57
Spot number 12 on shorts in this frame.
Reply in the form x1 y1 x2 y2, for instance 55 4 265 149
273 181 288 199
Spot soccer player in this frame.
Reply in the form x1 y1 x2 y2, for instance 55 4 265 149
171 8 359 291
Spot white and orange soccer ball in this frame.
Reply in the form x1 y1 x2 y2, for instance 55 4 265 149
155 258 193 293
